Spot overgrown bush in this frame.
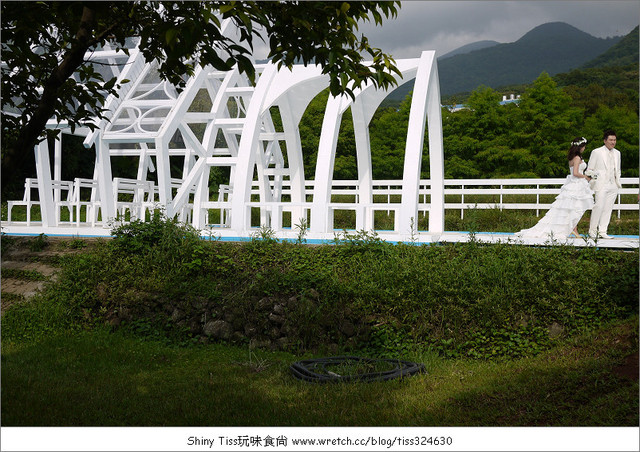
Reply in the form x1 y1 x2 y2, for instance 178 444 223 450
28 233 49 252
2 217 638 360
109 211 201 256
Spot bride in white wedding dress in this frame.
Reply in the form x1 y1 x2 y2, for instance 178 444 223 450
516 137 595 240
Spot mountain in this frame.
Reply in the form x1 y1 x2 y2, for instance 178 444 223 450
434 22 622 95
582 25 639 68
439 40 500 59
384 41 500 102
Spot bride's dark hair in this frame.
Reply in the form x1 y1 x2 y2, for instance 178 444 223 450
568 136 587 161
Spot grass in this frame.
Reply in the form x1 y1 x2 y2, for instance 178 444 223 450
3 222 637 356
1 268 48 281
1 316 636 426
1 217 637 427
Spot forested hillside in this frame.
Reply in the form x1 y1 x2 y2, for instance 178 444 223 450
294 68 638 182
386 22 624 101
583 26 639 68
300 23 638 183
438 40 499 59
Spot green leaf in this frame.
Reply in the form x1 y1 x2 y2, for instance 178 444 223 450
165 28 178 47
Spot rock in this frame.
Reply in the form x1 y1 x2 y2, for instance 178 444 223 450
306 288 320 300
276 337 289 349
188 318 202 334
268 327 280 339
339 320 356 337
171 308 183 323
250 339 272 349
280 323 294 336
273 303 286 315
268 313 285 326
194 296 209 310
257 297 273 311
203 319 234 340
549 322 564 338
244 324 258 337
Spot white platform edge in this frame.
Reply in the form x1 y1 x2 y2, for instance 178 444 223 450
2 223 638 249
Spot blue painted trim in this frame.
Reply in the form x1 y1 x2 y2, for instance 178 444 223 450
2 232 110 238
4 231 638 243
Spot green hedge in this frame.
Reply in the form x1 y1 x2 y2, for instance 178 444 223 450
2 220 637 361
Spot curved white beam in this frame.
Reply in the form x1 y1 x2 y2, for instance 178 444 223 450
311 58 431 234
426 57 445 234
399 50 444 236
261 66 329 124
278 93 307 225
261 66 334 230
310 94 348 233
229 63 279 231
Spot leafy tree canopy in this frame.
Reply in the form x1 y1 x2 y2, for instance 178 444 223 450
1 1 401 186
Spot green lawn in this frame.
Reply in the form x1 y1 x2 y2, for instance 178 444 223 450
1 224 637 428
2 317 637 426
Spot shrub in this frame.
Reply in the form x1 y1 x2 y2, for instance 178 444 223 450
28 233 48 252
2 217 637 360
109 210 201 256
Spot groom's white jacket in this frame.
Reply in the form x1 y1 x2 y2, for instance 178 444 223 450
586 145 621 191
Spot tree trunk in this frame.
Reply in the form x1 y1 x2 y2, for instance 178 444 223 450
2 5 97 191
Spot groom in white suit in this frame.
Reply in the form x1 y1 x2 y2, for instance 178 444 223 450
586 129 621 239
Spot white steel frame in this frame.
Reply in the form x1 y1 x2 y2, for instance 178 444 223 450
3 29 638 248
4 32 447 241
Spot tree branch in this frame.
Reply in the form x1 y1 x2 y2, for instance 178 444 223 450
8 6 107 160
4 5 101 182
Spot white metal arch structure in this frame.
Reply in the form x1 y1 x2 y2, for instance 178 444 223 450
229 64 330 232
401 51 444 236
5 35 445 241
225 50 444 237
311 51 444 237
260 65 331 230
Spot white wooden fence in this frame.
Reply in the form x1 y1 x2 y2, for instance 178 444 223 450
5 177 639 231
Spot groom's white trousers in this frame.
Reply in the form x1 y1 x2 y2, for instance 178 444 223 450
589 184 618 235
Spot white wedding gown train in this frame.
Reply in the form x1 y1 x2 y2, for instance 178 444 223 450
516 161 594 240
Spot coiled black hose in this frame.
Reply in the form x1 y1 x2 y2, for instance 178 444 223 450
290 355 425 383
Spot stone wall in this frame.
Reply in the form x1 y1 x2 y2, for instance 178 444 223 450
105 288 370 352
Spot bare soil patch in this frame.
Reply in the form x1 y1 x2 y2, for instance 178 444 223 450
1 236 102 313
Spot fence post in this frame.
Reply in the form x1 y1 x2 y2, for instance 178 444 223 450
617 193 621 218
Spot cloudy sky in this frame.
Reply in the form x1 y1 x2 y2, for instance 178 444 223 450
357 0 640 59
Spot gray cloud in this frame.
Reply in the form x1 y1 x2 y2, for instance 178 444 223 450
359 1 640 59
